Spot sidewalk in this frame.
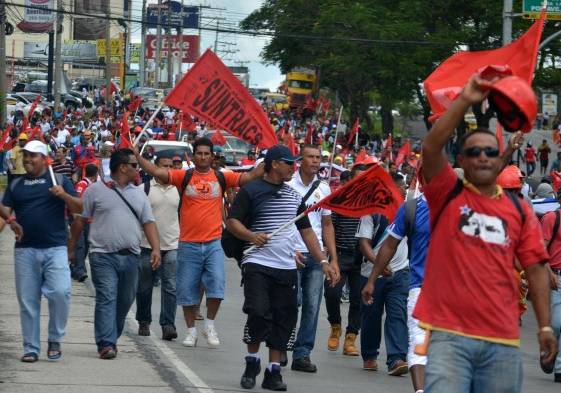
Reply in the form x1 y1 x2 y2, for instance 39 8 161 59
0 230 174 393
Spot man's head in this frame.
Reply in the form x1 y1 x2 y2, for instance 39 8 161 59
192 137 214 171
321 151 330 163
18 133 28 147
56 146 67 161
155 155 174 170
84 163 99 180
83 130 93 144
109 148 138 183
172 155 183 169
22 141 48 176
299 144 321 177
388 162 397 174
391 172 407 199
456 128 501 188
264 144 300 182
542 139 547 145
340 170 352 185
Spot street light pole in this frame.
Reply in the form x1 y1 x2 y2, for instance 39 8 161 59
0 1 6 127
503 0 513 45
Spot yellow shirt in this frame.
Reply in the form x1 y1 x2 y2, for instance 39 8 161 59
11 145 26 175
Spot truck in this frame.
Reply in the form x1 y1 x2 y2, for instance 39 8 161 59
285 67 317 109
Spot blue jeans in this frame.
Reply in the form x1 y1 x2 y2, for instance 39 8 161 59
71 223 89 278
176 239 225 306
90 252 140 351
136 248 177 327
293 253 324 360
551 284 561 374
14 246 71 355
360 269 409 368
425 331 522 393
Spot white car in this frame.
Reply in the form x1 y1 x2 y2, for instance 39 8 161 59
140 140 194 169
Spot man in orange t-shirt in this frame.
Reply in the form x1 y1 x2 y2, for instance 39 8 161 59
417 75 557 393
135 137 263 348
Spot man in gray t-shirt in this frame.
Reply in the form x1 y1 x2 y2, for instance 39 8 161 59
68 148 161 360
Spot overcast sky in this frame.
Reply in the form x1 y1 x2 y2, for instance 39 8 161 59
131 0 283 90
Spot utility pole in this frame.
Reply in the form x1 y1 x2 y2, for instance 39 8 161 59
166 2 173 86
139 0 147 87
503 0 513 45
214 20 219 53
47 31 54 100
176 0 184 83
155 0 162 88
105 0 111 104
0 0 6 126
54 0 63 111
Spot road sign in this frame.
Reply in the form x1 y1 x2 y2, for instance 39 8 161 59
96 38 123 62
146 1 199 29
5 22 13 36
523 0 561 20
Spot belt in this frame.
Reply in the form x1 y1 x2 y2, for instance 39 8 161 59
117 249 133 256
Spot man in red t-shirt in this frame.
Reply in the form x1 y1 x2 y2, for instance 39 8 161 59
524 142 537 177
134 137 264 348
418 75 557 393
540 190 561 383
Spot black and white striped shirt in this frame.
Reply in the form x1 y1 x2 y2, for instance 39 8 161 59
332 212 360 254
229 179 311 270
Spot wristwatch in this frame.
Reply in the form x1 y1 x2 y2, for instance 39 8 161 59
320 259 329 265
538 326 554 335
5 216 16 224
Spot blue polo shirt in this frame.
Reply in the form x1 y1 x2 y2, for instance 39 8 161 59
2 171 76 248
387 196 430 289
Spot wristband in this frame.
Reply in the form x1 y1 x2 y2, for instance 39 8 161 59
320 259 329 265
538 326 554 335
5 216 16 224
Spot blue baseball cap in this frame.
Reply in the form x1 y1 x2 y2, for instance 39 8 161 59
264 145 301 164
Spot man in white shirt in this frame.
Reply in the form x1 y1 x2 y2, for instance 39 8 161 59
136 155 180 341
55 127 71 146
287 144 339 373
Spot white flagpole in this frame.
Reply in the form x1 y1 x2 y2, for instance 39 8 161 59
48 165 58 186
243 212 307 255
134 103 163 146
327 106 343 181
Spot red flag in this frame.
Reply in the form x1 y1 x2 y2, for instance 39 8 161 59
306 164 403 219
496 124 505 153
355 148 367 164
118 112 132 149
27 95 42 121
287 132 298 156
424 11 545 121
304 124 314 144
128 94 142 112
323 100 331 116
28 126 44 142
552 171 561 193
165 49 277 149
395 140 411 167
347 118 360 146
211 129 227 146
0 125 13 151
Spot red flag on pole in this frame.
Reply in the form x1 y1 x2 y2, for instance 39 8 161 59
128 94 142 112
496 124 505 153
0 125 13 151
211 129 227 146
395 140 411 167
118 112 132 149
424 10 545 122
355 148 367 164
304 124 314 144
165 49 277 149
305 164 403 219
347 118 360 146
287 132 298 156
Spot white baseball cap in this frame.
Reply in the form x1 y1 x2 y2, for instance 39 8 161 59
23 140 48 156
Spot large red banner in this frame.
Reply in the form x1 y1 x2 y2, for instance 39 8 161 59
165 49 277 148
145 35 199 63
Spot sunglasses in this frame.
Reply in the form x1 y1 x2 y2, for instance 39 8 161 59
463 146 500 158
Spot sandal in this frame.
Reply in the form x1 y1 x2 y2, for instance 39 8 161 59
99 346 116 360
47 342 62 361
21 352 38 363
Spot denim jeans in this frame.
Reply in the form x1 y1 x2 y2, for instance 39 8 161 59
14 246 71 355
425 331 522 393
359 269 409 369
293 253 324 360
551 284 561 374
71 223 89 279
90 252 140 350
136 248 177 327
324 266 362 335
176 239 225 306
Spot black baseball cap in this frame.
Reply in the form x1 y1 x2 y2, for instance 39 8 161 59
264 145 301 164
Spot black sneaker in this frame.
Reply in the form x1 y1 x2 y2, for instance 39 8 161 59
262 365 287 391
555 373 561 383
291 356 317 373
280 351 288 367
162 325 178 341
241 356 261 389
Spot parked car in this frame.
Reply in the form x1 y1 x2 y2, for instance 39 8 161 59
24 80 48 94
139 140 193 168
204 130 254 166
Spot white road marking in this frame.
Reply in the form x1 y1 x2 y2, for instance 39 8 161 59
128 318 215 393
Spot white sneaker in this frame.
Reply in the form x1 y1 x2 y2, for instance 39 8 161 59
203 325 220 347
182 329 198 347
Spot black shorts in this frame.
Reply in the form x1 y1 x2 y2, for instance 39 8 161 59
242 263 298 351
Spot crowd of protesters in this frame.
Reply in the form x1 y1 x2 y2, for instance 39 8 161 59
0 79 560 393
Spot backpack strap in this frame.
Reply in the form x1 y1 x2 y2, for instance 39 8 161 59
504 190 526 226
214 169 227 195
302 179 322 204
431 178 463 231
143 180 151 196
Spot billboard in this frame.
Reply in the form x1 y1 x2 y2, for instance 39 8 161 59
73 0 108 14
17 0 54 33
146 1 199 29
24 41 98 62
145 35 199 63
73 17 106 40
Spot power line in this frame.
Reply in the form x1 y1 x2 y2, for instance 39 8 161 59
5 1 454 46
